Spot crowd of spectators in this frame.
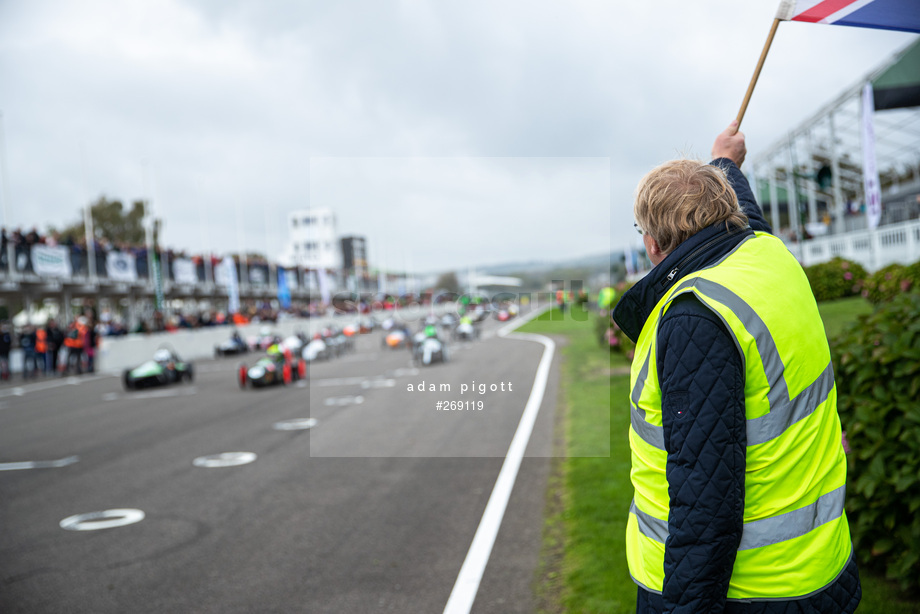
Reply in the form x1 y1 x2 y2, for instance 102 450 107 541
1 226 283 288
0 308 100 380
1 226 376 381
1 225 152 276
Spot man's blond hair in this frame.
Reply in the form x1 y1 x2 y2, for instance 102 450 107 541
634 160 748 255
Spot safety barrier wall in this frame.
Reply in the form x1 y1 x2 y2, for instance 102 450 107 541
97 319 321 374
7 303 473 376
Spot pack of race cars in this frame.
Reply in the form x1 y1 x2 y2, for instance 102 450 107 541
121 303 516 393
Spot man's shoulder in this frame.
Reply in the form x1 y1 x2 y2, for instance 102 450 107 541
662 293 724 323
658 293 736 351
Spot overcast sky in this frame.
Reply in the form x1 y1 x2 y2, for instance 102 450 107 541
0 0 915 273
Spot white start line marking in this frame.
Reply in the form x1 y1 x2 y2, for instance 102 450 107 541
60 509 145 531
390 367 420 377
192 452 257 468
273 418 319 431
323 395 365 407
316 376 368 387
0 374 113 399
0 455 80 471
103 387 198 401
360 379 395 389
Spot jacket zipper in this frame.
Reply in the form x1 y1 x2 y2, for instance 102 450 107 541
657 225 751 291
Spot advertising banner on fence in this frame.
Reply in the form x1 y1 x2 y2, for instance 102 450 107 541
221 257 240 314
173 258 197 285
153 253 164 310
106 251 137 282
285 268 299 289
249 266 267 285
277 268 291 309
317 269 331 306
862 83 882 230
31 245 72 277
214 259 229 286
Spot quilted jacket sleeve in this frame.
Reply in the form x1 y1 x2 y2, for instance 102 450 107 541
657 294 746 613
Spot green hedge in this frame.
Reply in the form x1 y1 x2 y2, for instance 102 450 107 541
832 292 920 592
862 262 920 304
596 281 636 362
803 257 867 302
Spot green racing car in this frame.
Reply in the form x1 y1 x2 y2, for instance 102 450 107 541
123 347 194 390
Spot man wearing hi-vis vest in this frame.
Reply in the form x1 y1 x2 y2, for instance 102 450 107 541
612 121 860 613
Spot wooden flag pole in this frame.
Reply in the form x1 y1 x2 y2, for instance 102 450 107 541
735 18 782 132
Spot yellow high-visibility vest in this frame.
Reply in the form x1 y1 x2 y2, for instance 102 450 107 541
626 231 852 600
599 287 617 310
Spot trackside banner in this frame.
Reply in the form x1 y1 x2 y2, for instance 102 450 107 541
220 257 240 314
106 250 137 282
862 83 882 230
31 245 72 277
173 258 198 285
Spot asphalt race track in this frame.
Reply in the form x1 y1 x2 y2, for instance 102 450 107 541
0 314 560 613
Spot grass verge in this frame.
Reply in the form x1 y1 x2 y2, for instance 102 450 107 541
817 295 874 339
520 307 634 613
523 300 918 613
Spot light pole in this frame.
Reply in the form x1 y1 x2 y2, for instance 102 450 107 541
0 112 18 279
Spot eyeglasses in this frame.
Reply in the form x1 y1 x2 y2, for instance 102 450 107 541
633 222 645 236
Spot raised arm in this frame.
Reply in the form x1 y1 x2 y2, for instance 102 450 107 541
710 120 773 234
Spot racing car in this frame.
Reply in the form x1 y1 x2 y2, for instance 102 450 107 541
302 334 332 362
323 326 355 357
413 325 449 366
238 347 306 389
383 329 409 349
247 326 281 351
452 316 479 341
123 347 194 390
439 313 458 331
495 303 519 322
214 330 249 357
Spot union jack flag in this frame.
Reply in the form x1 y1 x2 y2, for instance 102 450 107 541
777 0 920 33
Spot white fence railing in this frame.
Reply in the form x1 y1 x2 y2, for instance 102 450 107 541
785 219 920 272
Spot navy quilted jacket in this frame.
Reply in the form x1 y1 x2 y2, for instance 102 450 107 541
614 159 860 614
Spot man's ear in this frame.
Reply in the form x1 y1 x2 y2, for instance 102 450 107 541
643 234 664 265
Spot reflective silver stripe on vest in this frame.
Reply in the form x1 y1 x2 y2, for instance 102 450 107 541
630 353 666 449
630 485 846 550
629 499 669 543
685 278 836 446
737 485 846 550
631 352 649 409
630 277 836 450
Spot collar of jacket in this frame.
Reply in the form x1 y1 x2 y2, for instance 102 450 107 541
612 222 753 342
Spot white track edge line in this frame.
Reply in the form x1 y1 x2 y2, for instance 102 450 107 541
443 303 554 614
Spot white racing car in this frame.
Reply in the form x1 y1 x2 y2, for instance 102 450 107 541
412 325 449 366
